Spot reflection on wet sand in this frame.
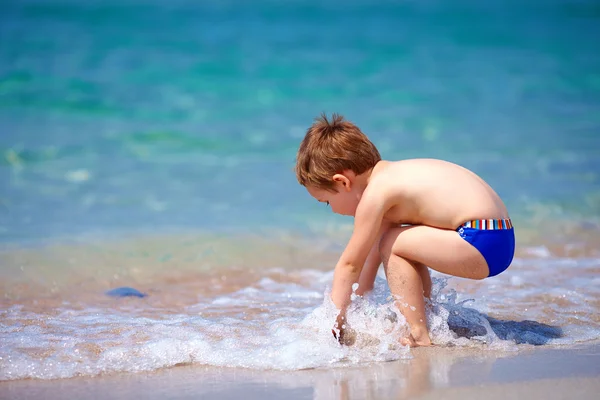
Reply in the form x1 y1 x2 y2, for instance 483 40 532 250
3 345 599 400
315 347 499 400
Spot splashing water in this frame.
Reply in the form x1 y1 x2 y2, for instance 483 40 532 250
2 253 593 382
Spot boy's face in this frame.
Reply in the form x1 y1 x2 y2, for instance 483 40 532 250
306 182 359 217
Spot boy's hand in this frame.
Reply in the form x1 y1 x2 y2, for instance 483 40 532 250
332 314 356 346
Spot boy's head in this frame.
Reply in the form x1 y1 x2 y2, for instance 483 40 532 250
295 113 381 192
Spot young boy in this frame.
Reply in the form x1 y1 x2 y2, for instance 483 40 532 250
295 114 515 347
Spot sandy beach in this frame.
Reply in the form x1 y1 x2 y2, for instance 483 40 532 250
2 343 599 400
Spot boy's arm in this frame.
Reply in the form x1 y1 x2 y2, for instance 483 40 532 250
330 190 388 310
355 221 392 296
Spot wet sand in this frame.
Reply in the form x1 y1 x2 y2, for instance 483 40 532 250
2 344 599 400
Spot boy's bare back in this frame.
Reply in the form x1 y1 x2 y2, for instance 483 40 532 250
366 158 509 230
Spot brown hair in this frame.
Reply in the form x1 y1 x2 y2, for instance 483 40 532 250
295 113 381 191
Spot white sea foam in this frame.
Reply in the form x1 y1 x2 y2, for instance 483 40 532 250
2 259 598 381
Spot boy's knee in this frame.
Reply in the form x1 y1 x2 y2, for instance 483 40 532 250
379 228 399 262
378 226 406 260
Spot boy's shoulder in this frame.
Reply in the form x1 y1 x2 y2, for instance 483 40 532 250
368 159 406 186
362 160 405 200
365 158 439 197
355 160 408 220
370 158 450 181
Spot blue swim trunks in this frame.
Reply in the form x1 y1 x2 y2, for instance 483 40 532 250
457 219 515 277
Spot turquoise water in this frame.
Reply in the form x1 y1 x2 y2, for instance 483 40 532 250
1 0 599 241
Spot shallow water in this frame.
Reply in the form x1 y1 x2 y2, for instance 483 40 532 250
1 0 599 381
1 234 599 380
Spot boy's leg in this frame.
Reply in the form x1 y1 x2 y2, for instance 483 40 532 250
379 225 488 346
380 250 432 346
416 262 432 298
382 225 489 280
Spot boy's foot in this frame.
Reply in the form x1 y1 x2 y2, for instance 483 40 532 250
400 334 433 347
332 327 357 346
401 327 432 347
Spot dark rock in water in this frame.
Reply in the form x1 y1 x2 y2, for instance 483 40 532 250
447 313 488 338
485 317 563 345
105 287 147 298
447 312 564 345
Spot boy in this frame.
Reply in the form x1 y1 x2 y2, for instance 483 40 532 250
295 114 515 347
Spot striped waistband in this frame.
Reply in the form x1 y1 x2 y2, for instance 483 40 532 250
460 218 513 230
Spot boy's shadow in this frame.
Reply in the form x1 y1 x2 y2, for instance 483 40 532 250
448 313 564 345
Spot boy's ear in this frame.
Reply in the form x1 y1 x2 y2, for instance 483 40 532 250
332 173 351 191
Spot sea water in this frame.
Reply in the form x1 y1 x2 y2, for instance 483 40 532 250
1 0 599 380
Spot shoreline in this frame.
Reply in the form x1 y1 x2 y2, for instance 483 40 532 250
2 343 599 399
